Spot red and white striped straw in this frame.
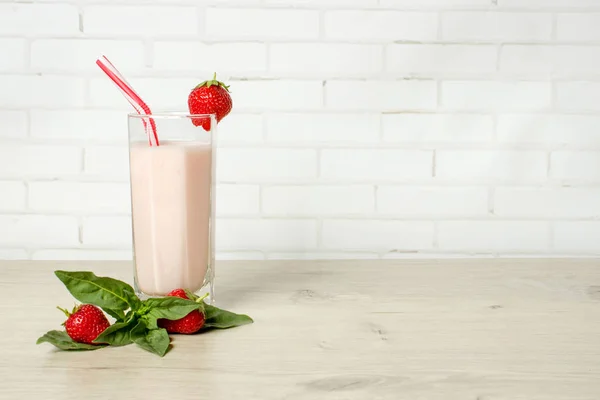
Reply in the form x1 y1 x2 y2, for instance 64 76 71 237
96 55 160 146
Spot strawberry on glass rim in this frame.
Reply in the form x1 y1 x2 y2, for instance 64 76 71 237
188 72 233 131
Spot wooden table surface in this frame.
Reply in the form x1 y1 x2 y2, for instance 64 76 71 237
1 259 599 400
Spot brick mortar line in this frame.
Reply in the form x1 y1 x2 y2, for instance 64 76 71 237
28 2 600 12
9 35 600 45
5 109 599 115
13 182 600 189
10 74 600 82
0 250 594 258
8 72 600 82
5 177 600 186
8 106 600 115
2 212 600 221
7 107 600 114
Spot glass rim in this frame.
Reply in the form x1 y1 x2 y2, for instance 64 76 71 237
128 111 217 119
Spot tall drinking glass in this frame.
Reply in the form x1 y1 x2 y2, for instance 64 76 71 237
127 112 217 304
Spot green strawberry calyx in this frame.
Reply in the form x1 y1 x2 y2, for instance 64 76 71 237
56 304 80 318
183 290 209 313
193 72 230 92
56 304 79 326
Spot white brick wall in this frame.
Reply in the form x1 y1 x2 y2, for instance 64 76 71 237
554 222 600 253
0 76 85 107
216 184 260 216
557 82 600 111
494 188 600 218
497 114 600 146
0 216 79 247
206 8 319 40
322 220 435 251
0 145 81 178
84 146 129 181
29 182 131 214
377 187 489 216
441 81 552 110
326 80 437 110
218 149 317 181
321 149 433 181
216 219 318 251
0 39 25 71
435 150 547 182
217 114 264 144
556 13 600 41
0 182 27 212
266 113 380 144
31 39 145 73
30 110 127 141
84 6 199 36
0 4 79 35
438 221 550 252
382 114 493 143
386 45 497 75
324 11 438 40
500 0 600 6
441 12 553 42
271 44 383 76
500 45 600 75
550 151 600 182
263 185 375 215
234 80 323 111
1 0 600 260
0 111 27 138
154 43 267 74
82 216 132 247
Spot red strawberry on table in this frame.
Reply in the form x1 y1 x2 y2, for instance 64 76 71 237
58 304 110 345
157 289 206 334
188 73 233 131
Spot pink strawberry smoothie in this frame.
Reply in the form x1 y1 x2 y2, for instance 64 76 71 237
129 141 213 296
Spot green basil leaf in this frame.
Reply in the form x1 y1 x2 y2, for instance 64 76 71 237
36 330 106 351
54 270 141 313
141 297 201 329
133 328 170 357
103 308 126 322
202 304 253 330
129 319 148 341
93 320 135 346
133 337 152 354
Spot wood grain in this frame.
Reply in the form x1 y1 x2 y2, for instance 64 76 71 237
0 259 599 400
